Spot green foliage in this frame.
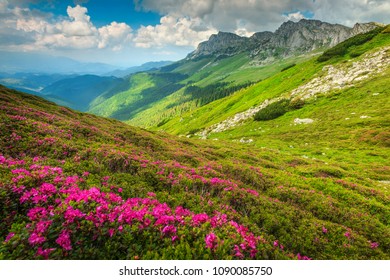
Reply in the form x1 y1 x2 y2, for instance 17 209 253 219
254 99 291 121
184 81 254 107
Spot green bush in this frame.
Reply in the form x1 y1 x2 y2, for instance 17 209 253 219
254 99 290 121
289 98 305 109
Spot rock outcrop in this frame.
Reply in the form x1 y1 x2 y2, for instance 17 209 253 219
187 19 382 61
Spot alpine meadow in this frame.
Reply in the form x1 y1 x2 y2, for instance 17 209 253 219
0 4 389 261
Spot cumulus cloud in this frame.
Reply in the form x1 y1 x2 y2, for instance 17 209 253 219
134 15 216 48
284 11 305 22
0 3 133 51
133 0 390 48
98 22 133 50
312 0 390 26
1 0 389 60
135 0 312 32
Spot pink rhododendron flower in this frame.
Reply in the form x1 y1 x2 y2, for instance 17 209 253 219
205 233 218 250
35 220 52 234
56 230 72 251
64 206 85 223
192 213 209 226
5 232 15 243
36 247 55 259
40 182 56 195
27 207 48 221
245 189 259 196
28 232 46 245
162 225 177 236
370 242 379 249
297 253 312 260
233 245 244 258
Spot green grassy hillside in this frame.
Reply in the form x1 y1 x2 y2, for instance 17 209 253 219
0 83 389 260
158 28 389 138
87 50 312 127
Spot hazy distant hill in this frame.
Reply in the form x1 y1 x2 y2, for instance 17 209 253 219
0 51 119 75
106 61 174 77
40 75 124 111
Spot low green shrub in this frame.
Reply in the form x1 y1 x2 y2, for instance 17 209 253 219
254 99 290 121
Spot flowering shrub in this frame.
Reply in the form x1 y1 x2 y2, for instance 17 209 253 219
0 87 388 260
0 157 279 259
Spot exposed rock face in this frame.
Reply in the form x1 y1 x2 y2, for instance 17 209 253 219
290 46 390 100
350 22 384 36
294 118 314 125
188 19 381 61
189 32 247 58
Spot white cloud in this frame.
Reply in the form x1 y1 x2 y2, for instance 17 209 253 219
135 0 390 45
284 11 305 22
134 15 216 48
0 3 133 51
135 0 313 33
0 0 8 12
312 0 390 26
98 22 133 50
1 0 389 65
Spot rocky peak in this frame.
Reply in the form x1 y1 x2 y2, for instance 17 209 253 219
188 31 248 59
188 19 384 61
250 31 274 43
351 22 384 36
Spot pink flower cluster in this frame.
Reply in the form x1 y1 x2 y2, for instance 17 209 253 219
2 157 268 259
297 253 312 260
205 233 218 250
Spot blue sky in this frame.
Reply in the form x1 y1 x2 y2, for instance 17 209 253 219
29 0 161 29
0 0 389 68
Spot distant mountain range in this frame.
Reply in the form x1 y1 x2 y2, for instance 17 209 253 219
106 61 174 77
0 61 175 107
0 51 120 75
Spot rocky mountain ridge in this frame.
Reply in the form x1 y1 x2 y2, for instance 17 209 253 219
188 19 382 62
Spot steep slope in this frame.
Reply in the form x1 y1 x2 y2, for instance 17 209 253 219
158 26 389 137
0 85 388 260
87 20 381 128
156 26 390 189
